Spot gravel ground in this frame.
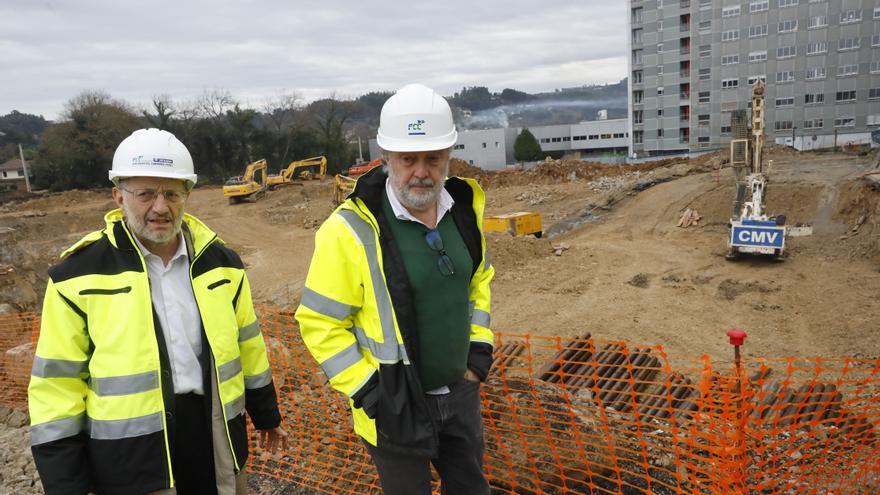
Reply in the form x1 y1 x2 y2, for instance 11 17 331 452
0 406 41 495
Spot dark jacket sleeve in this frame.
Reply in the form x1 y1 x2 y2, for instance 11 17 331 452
32 433 91 495
467 342 494 382
245 382 282 430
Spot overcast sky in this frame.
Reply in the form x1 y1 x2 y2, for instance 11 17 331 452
1 1 627 120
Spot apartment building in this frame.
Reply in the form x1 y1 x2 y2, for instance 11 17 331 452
628 0 880 157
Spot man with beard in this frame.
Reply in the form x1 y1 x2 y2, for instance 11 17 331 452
296 84 495 495
28 128 286 495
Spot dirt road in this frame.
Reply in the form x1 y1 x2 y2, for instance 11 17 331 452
1 150 878 366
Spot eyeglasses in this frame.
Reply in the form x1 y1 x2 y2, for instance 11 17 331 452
120 186 188 205
424 229 455 276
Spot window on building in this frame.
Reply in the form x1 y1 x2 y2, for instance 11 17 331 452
699 20 711 33
775 97 795 107
836 90 857 102
599 134 611 139
776 71 795 83
775 120 794 131
722 78 739 89
698 136 711 143
633 90 644 103
747 75 767 85
839 38 860 51
698 91 711 103
633 70 643 84
873 35 880 47
722 6 740 17
699 44 711 57
872 61 880 73
632 7 643 24
777 46 797 58
804 93 825 104
868 115 880 126
838 65 859 77
749 1 769 13
870 88 880 99
658 19 664 30
803 118 824 129
658 108 664 117
658 64 664 74
632 29 643 44
778 20 798 33
658 86 665 96
721 102 739 112
748 25 767 38
778 0 798 7
806 67 826 80
540 138 550 143
721 55 739 65
482 142 487 148
633 131 643 144
808 15 827 28
875 7 880 20
453 144 465 150
589 134 599 140
749 51 768 62
658 129 664 138
807 41 827 55
834 117 855 127
721 126 732 134
840 10 862 24
698 114 710 124
633 49 643 64
723 29 740 42
699 68 711 80
658 43 664 54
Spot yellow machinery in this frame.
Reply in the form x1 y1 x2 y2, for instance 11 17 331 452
333 174 357 206
267 156 327 188
223 159 268 204
484 212 543 238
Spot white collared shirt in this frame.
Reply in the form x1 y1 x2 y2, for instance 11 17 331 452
384 179 455 395
385 178 455 228
131 229 204 395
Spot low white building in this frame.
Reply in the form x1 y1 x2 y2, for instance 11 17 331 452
369 118 630 170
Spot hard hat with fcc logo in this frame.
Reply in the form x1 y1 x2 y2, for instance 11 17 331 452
109 128 198 188
376 84 458 153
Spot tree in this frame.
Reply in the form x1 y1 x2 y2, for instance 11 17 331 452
308 95 356 173
32 90 142 190
514 128 543 162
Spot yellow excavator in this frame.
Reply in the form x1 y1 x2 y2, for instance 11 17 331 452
223 159 268 204
267 156 327 188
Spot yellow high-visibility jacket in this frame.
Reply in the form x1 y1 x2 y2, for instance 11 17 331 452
295 167 494 456
28 210 280 495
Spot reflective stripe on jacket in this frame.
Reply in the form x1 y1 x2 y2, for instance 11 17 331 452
295 167 494 456
28 209 280 495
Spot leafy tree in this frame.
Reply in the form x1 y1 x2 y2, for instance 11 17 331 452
499 88 534 104
451 86 495 111
308 95 356 174
32 91 141 190
513 128 543 162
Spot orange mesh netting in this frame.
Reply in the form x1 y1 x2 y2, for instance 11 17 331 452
2 309 878 494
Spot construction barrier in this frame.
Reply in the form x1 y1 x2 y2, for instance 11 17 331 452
1 309 878 494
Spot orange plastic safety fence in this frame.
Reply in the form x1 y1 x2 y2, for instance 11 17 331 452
0 312 39 407
2 309 878 494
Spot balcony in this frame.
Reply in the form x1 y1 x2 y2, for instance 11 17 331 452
680 47 690 55
679 92 690 99
680 115 690 122
680 24 691 32
680 70 690 78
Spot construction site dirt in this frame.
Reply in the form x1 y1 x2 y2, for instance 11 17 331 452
1 149 879 492
3 149 877 363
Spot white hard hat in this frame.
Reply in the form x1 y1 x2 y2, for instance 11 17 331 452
109 128 197 187
376 84 458 152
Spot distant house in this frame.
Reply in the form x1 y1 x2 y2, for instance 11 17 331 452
0 158 29 192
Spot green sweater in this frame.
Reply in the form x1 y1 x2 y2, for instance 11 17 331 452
382 193 473 390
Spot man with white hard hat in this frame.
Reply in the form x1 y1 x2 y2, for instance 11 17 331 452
29 128 287 494
296 84 494 494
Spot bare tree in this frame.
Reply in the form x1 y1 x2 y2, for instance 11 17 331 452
263 90 305 164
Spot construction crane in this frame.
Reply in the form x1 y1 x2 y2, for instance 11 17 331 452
223 159 268 204
267 156 327 188
726 80 786 260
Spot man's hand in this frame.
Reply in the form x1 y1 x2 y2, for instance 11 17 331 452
259 426 288 455
464 369 481 383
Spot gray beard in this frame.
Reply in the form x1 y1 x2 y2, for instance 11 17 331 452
387 165 448 212
122 206 183 246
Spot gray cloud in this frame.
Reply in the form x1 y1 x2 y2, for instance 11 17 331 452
0 0 626 119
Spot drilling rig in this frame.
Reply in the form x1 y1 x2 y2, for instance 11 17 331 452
726 80 786 260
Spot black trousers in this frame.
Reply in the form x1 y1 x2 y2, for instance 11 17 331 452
170 393 217 495
365 378 490 495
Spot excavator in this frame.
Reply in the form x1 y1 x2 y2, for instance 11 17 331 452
223 159 268 204
726 80 786 260
333 158 383 206
267 156 327 188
